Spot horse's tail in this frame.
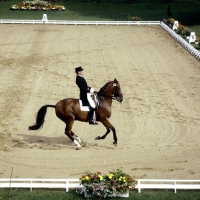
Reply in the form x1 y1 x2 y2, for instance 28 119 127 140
28 105 55 130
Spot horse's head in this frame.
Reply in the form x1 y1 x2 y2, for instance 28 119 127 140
98 78 123 102
112 78 123 103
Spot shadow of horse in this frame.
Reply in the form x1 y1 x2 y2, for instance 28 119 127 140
16 134 115 150
17 134 72 146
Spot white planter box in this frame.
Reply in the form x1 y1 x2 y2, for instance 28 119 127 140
84 191 95 199
84 190 129 198
115 191 129 197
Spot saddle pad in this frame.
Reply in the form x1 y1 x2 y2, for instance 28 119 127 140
79 100 90 111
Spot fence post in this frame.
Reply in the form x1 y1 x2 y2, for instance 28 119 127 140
137 180 141 193
189 32 196 44
174 181 177 193
42 14 48 24
30 180 32 192
66 180 68 192
172 21 178 30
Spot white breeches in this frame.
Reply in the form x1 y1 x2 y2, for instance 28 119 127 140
87 93 95 108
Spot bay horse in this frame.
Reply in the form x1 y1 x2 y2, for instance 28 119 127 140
29 78 123 150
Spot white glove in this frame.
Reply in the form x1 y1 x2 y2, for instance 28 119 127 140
90 88 94 93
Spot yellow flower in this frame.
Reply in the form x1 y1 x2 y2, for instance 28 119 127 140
108 173 114 179
119 176 126 182
85 176 89 180
98 175 103 181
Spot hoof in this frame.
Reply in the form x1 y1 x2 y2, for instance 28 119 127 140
75 147 81 150
95 136 101 140
113 142 117 147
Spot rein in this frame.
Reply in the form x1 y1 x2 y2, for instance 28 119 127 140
95 92 118 101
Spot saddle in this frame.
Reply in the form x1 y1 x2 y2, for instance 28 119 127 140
79 100 90 111
79 93 99 111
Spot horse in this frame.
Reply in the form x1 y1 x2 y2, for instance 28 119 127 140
29 78 123 150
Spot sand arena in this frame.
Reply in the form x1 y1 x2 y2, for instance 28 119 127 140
0 24 199 179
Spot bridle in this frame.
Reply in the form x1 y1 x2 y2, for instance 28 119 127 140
96 82 122 101
112 84 121 101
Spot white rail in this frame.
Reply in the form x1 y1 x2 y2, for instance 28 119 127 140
0 178 200 193
0 19 160 25
0 178 82 192
160 21 200 61
136 179 200 193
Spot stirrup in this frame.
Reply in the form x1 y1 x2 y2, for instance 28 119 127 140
89 120 98 125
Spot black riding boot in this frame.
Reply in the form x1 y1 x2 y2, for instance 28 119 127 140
89 108 98 125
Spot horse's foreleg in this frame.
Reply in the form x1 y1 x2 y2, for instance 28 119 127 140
95 120 117 147
111 127 117 147
65 124 81 150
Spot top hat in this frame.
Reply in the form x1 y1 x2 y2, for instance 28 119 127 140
75 66 84 73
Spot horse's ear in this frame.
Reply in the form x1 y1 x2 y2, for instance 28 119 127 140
114 78 118 83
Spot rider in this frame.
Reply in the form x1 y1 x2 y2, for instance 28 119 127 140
75 66 98 125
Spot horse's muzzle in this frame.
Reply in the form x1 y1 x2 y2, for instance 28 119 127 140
116 97 123 103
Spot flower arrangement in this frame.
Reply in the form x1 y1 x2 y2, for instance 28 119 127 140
163 18 190 36
127 15 141 21
196 36 200 42
77 169 137 199
166 17 175 27
176 22 190 36
195 36 200 47
11 0 65 11
163 18 200 53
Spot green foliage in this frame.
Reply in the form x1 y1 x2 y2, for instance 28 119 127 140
0 189 200 200
0 0 200 25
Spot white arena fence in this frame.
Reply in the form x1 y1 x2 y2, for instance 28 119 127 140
0 178 82 192
136 179 200 193
0 19 160 26
0 178 200 193
160 21 200 61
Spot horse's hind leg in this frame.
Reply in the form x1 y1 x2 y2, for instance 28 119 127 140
71 131 81 144
64 123 81 150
